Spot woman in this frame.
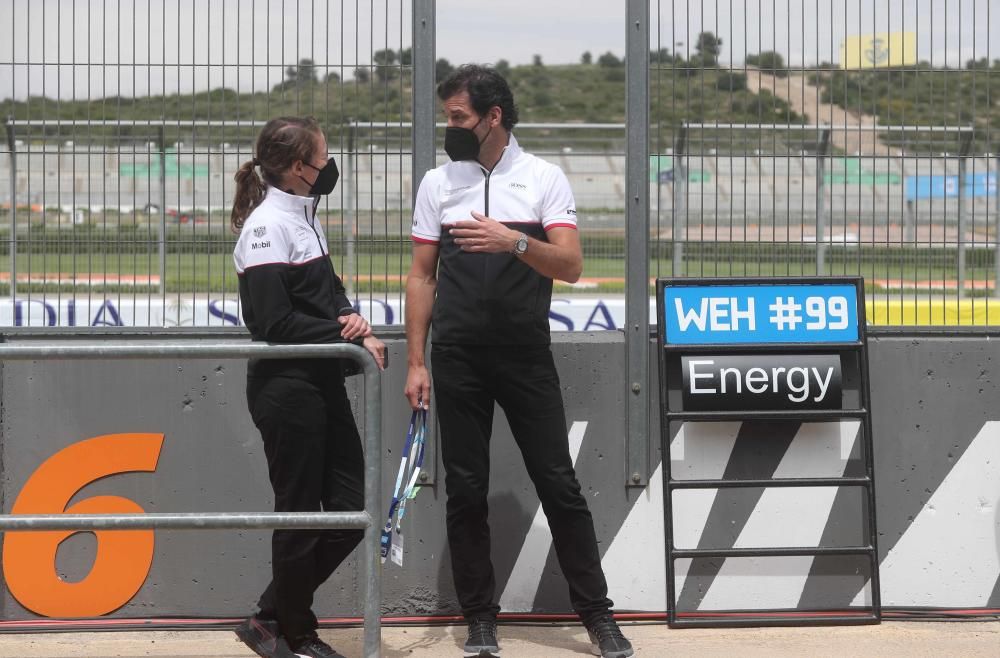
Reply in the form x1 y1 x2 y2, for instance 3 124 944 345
230 116 384 658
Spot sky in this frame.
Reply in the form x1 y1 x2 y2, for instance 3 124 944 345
4 0 1000 100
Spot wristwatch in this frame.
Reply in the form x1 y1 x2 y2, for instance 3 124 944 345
512 232 529 256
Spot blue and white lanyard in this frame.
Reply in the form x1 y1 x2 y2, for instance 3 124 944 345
380 407 427 563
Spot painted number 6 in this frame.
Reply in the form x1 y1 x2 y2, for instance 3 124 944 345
2 433 164 617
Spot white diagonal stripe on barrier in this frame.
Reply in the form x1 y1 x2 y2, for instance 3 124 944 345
603 422 741 610
857 420 1000 607
698 421 860 610
498 421 588 612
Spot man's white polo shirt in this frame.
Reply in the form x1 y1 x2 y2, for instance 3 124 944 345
411 134 577 243
410 134 578 346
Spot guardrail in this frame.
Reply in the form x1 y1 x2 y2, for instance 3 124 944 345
0 341 382 658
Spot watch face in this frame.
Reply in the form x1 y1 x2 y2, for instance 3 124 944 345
515 235 528 254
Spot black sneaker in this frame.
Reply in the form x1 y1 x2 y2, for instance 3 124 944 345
234 615 297 658
291 635 347 658
464 617 500 657
587 615 634 658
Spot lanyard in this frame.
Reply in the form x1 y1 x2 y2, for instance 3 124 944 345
380 407 427 564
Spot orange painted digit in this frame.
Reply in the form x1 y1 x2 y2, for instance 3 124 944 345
2 433 165 617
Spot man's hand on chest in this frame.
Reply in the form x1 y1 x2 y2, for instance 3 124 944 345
449 211 522 254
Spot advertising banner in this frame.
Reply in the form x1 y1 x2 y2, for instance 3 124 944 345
840 32 917 69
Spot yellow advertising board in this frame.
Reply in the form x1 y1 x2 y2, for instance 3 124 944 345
840 32 917 69
866 298 1000 326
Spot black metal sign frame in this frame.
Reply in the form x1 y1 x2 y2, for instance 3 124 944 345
656 276 881 628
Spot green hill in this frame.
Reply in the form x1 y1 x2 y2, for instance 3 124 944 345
0 61 801 147
810 63 1000 153
8 55 993 153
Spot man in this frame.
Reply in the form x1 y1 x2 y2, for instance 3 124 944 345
404 65 633 658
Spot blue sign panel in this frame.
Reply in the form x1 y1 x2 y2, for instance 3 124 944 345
905 173 997 201
663 284 859 345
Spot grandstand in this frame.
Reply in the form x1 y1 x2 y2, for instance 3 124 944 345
3 141 995 238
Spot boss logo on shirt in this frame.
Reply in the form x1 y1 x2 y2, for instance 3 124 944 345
509 182 527 190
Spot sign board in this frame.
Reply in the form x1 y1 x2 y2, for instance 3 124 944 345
662 283 860 345
905 174 997 201
655 277 880 627
680 354 842 411
840 32 917 69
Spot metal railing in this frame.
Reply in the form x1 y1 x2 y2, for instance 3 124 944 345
0 341 383 658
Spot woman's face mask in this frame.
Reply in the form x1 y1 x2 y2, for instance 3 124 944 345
444 114 492 162
300 157 340 196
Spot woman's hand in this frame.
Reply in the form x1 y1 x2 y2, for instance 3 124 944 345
363 335 386 371
338 313 372 340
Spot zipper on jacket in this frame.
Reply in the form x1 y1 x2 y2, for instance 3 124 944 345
481 167 491 215
304 203 340 296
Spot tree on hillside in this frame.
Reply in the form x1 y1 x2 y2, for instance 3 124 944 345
281 58 318 88
373 48 398 82
495 59 511 76
532 54 544 67
353 67 370 84
747 51 787 77
650 48 670 64
436 58 454 81
399 48 412 66
581 51 593 65
695 31 722 66
716 71 747 91
598 51 623 68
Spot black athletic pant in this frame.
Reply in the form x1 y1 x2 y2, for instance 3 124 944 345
246 374 365 645
431 343 614 626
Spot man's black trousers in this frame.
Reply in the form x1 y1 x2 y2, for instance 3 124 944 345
246 374 364 645
431 343 614 625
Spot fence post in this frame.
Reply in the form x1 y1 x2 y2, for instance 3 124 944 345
360 346 383 658
958 156 966 300
411 0 436 190
995 153 1000 299
904 200 915 243
672 124 687 277
157 126 167 295
625 0 649 487
411 0 439 487
957 133 972 300
345 122 357 300
4 117 16 300
816 128 831 275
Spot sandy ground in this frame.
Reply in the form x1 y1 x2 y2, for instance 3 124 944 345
744 68 901 158
0 620 997 658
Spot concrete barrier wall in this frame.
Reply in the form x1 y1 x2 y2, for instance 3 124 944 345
0 329 997 619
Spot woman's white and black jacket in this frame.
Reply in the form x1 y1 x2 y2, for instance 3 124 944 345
234 186 359 381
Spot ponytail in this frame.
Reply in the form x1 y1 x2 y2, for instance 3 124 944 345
230 159 266 232
231 117 323 232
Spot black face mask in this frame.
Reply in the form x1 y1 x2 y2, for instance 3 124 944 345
300 157 340 196
444 115 492 162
